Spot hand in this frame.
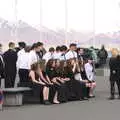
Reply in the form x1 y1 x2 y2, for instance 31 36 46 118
39 81 45 85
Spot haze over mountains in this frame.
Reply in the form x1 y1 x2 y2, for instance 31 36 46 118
0 18 120 47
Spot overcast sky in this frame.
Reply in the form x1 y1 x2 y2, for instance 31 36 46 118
0 0 120 33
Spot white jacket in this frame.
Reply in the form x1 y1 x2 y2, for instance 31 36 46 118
85 63 95 81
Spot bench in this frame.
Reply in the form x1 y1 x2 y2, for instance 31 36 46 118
2 87 32 106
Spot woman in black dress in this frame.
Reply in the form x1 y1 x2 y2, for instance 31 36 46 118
46 59 68 104
29 62 51 105
65 58 89 100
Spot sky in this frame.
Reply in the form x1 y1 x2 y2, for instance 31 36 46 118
0 0 120 33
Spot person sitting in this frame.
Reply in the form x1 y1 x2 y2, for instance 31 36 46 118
29 62 51 105
84 57 96 98
45 59 67 104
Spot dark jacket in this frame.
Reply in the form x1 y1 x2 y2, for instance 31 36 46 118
3 49 17 74
109 56 120 80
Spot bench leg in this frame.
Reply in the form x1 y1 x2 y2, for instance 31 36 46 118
3 93 23 106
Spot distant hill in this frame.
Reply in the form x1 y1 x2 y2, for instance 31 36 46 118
0 18 120 48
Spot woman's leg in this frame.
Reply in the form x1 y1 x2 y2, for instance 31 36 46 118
53 91 60 104
43 86 49 100
89 82 96 97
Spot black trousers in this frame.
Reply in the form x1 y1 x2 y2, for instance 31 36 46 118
18 69 29 87
110 75 120 96
5 71 16 88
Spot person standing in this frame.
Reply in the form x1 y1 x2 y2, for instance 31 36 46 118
60 45 68 61
42 47 55 63
17 46 31 87
53 46 62 60
98 45 108 65
28 43 42 69
109 51 120 100
36 42 46 60
3 42 17 88
65 43 77 60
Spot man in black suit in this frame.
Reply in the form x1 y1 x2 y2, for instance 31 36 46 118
109 54 120 100
3 42 17 88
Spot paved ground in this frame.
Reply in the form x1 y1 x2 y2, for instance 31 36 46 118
0 75 120 120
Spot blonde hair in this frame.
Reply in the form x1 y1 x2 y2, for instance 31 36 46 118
111 48 119 57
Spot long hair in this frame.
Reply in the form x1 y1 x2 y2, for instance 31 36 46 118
46 59 55 70
31 62 40 71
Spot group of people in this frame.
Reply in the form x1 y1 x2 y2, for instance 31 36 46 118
0 42 96 105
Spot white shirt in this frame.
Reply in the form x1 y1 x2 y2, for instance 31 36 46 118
17 52 30 70
65 50 77 60
53 52 62 60
17 49 25 57
43 52 54 62
28 50 38 69
84 63 95 81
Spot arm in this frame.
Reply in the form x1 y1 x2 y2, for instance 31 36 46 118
46 75 53 84
29 71 45 85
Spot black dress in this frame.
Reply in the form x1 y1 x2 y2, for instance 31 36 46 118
65 67 88 100
46 67 68 103
29 72 44 101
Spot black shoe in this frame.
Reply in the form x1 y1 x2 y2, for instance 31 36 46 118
43 100 51 105
108 96 115 100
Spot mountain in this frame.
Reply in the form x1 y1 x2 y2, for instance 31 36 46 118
0 17 120 48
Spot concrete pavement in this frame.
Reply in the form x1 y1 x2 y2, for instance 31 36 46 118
0 76 120 120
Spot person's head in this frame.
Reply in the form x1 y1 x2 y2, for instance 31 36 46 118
101 45 105 50
77 48 84 55
36 42 44 50
87 57 93 64
9 42 15 49
60 45 68 53
31 62 41 72
49 47 55 54
46 59 56 68
56 46 61 52
31 43 42 52
111 48 119 58
18 42 26 49
67 58 76 66
55 59 61 67
24 46 31 53
60 60 67 68
69 43 77 51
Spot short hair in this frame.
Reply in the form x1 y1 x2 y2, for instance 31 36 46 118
49 47 55 52
69 43 76 48
36 42 43 46
18 42 26 48
9 42 15 48
31 43 41 50
60 45 67 52
56 46 61 51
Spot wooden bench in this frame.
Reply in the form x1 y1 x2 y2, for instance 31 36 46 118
2 87 32 106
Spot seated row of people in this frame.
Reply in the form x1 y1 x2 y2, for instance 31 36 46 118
21 58 96 105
